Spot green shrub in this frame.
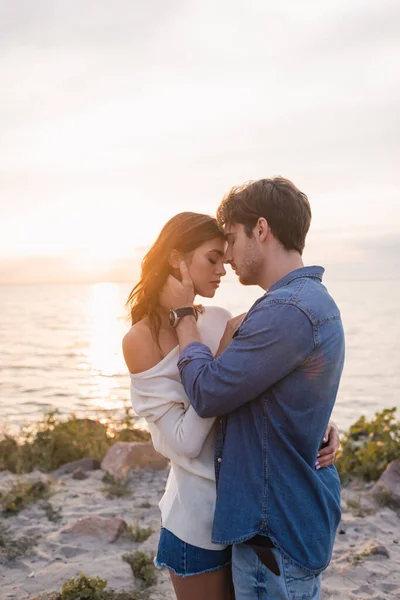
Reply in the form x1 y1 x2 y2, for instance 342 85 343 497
48 573 149 600
101 474 132 499
124 523 153 543
42 500 63 522
336 407 400 484
1 480 51 515
60 574 107 600
0 522 36 560
122 551 157 587
0 408 150 474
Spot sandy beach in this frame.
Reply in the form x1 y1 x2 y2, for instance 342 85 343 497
1 464 399 600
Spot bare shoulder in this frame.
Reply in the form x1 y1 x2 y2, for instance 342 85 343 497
122 320 163 374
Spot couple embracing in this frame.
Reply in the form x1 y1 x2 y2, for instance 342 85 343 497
123 177 345 600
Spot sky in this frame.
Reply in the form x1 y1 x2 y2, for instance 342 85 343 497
0 0 399 282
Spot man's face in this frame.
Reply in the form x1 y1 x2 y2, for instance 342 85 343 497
224 223 263 285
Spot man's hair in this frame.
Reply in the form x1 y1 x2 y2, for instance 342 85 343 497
216 177 312 254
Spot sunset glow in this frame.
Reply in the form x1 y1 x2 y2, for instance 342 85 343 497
0 1 399 282
85 283 127 410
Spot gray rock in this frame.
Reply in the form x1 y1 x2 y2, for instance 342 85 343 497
58 545 87 558
371 460 400 506
370 545 390 559
53 458 101 476
61 516 127 543
101 442 168 480
71 467 88 480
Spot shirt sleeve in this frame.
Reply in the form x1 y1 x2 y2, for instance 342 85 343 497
152 403 215 459
177 301 315 418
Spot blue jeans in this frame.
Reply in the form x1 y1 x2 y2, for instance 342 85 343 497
232 543 321 600
155 527 232 577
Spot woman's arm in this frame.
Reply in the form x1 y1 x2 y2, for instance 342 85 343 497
316 421 340 469
124 323 215 460
152 403 215 459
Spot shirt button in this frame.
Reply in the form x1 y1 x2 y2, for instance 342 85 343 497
217 457 222 463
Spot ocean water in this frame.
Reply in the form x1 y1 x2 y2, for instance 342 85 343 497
0 278 399 434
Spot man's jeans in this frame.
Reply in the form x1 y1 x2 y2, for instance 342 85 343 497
232 543 321 600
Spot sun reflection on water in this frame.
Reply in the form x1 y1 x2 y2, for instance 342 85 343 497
86 283 128 411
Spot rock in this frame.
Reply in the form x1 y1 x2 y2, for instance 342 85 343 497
101 442 168 480
370 460 400 505
53 458 101 476
19 470 53 486
72 467 88 480
370 545 390 558
58 545 87 558
61 516 127 543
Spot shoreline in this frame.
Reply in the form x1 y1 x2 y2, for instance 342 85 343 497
1 467 399 599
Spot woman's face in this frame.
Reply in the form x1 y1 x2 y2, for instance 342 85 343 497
187 237 227 298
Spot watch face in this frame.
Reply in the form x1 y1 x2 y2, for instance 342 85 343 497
168 310 177 327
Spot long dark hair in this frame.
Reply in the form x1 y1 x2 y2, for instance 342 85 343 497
126 212 224 342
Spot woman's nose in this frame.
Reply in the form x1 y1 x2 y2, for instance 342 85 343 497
216 262 226 276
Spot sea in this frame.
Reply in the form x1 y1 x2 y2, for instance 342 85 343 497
0 278 399 435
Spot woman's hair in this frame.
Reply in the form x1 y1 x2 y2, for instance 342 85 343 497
126 212 224 341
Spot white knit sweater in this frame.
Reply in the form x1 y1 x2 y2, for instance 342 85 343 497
130 306 231 550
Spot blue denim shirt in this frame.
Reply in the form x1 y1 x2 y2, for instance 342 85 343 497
178 267 345 573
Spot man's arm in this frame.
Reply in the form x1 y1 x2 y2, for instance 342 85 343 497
177 300 315 417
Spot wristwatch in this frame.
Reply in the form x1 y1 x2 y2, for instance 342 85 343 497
168 307 198 328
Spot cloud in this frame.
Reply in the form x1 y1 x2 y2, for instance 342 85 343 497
0 0 399 267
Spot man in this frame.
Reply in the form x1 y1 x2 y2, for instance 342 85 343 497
162 177 345 599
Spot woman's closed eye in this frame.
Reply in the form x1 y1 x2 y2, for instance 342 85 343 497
208 259 217 265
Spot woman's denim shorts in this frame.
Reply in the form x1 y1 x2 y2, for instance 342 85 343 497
154 527 232 577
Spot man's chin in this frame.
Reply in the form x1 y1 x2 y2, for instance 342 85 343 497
237 273 254 286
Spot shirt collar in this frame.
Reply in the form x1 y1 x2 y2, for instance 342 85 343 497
268 266 325 293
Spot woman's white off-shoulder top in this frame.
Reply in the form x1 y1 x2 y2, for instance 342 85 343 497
130 306 231 550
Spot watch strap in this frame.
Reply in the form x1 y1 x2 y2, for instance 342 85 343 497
174 307 198 321
169 306 198 327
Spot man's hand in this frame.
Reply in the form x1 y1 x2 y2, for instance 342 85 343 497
159 261 195 310
216 313 247 356
315 421 340 470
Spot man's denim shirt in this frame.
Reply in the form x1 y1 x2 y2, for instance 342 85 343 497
178 267 345 573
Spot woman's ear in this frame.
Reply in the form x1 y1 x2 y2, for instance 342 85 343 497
168 249 181 270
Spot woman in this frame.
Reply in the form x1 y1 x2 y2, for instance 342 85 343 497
122 212 339 600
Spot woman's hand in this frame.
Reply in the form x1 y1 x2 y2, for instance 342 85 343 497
315 421 340 470
216 313 247 356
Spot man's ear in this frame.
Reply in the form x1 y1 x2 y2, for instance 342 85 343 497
256 218 269 243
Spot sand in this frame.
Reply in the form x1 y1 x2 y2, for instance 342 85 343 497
0 468 399 600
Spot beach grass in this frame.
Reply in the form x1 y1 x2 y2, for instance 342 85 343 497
1 479 52 515
123 522 154 543
31 573 151 600
122 551 157 587
0 407 150 474
0 521 37 560
336 407 400 484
